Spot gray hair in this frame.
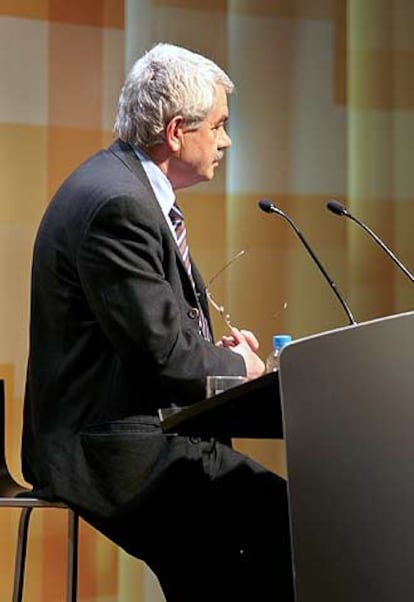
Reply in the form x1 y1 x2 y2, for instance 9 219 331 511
114 42 235 148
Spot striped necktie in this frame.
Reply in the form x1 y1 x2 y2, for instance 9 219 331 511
169 203 212 341
169 203 191 276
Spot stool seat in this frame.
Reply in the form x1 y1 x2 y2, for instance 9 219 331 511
0 380 79 601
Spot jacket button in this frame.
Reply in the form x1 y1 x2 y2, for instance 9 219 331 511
188 307 200 320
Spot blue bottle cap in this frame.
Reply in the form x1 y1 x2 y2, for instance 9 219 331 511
272 334 292 349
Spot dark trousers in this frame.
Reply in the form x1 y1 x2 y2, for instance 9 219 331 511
143 440 293 601
84 437 295 601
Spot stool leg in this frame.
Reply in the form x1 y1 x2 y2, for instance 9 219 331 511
12 507 33 602
67 510 79 602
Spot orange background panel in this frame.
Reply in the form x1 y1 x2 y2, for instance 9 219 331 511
47 127 105 198
0 124 47 224
0 0 48 19
48 22 103 129
179 191 228 251
102 130 117 147
0 0 123 27
395 50 414 110
49 0 109 28
41 510 75 600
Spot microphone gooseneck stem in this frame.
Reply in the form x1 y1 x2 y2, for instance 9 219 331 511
326 199 414 284
263 202 356 325
348 214 414 284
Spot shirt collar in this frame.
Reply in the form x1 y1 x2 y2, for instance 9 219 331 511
133 146 175 218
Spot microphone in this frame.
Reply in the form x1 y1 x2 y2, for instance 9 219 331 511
258 199 357 325
327 199 414 284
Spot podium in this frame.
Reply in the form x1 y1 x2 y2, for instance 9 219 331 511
279 310 414 602
161 311 414 601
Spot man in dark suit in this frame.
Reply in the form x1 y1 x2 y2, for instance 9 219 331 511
22 43 294 601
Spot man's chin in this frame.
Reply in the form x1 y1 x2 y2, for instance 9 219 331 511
192 171 214 185
177 169 215 188
204 167 217 181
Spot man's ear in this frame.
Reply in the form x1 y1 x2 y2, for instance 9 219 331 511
165 116 185 152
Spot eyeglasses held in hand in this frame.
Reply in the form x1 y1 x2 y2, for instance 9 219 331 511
204 249 246 329
205 249 288 330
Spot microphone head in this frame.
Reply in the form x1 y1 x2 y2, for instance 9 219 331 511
326 199 349 217
258 199 274 213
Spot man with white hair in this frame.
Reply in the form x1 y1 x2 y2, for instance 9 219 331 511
22 43 294 601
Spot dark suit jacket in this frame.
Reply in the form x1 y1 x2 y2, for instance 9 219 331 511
22 139 245 552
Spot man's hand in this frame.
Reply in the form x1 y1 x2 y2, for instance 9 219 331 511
216 327 265 379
